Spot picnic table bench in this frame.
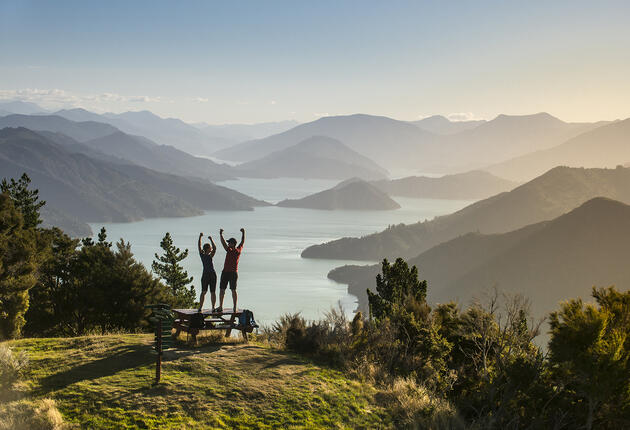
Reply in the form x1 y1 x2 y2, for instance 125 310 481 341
172 308 252 343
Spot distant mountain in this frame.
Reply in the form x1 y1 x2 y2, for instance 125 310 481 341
330 198 630 318
0 100 48 115
0 114 118 142
198 120 300 142
0 128 267 235
410 115 485 135
236 136 389 180
82 131 234 181
372 170 517 200
54 108 232 156
214 114 436 167
302 166 630 261
277 178 400 211
486 118 630 181
417 113 606 172
214 112 603 173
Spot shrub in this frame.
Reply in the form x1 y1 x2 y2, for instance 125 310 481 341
0 398 68 430
0 344 28 390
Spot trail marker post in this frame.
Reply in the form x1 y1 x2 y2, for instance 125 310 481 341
146 304 174 383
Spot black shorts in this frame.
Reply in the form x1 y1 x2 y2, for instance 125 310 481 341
220 271 238 290
201 271 217 293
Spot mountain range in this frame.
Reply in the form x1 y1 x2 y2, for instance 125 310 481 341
276 178 400 210
236 136 389 180
329 197 630 319
214 112 605 174
0 127 267 236
302 166 630 261
486 118 630 181
410 115 486 135
371 170 517 200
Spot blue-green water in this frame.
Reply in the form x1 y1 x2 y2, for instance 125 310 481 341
90 178 474 326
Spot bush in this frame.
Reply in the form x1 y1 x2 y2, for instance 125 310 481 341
0 344 28 390
0 398 68 430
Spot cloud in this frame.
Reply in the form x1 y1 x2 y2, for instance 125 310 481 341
446 112 482 122
189 97 209 103
0 88 165 110
269 100 277 105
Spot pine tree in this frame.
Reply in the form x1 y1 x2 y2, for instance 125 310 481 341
152 232 195 308
0 193 38 339
1 173 45 229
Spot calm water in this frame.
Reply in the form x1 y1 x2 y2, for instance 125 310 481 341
90 178 473 326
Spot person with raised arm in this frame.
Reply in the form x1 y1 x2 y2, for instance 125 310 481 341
197 232 217 312
216 228 245 313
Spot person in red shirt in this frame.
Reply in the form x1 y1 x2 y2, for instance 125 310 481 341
216 227 245 313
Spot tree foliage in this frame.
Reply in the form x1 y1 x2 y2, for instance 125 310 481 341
0 193 38 339
1 173 45 229
152 232 195 308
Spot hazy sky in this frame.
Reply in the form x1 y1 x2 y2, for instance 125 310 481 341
1 1 629 124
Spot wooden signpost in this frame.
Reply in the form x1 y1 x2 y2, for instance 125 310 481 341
146 304 174 383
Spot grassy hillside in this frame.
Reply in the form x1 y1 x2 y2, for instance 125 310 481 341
3 334 392 429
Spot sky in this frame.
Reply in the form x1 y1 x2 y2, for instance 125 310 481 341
1 0 629 124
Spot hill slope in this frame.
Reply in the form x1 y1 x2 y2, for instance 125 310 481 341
416 113 604 172
54 108 232 156
410 115 485 135
330 198 630 317
303 166 630 261
372 170 517 200
0 128 266 229
486 118 630 181
83 131 234 181
0 114 119 142
277 178 400 210
214 114 436 167
237 136 389 180
4 334 393 428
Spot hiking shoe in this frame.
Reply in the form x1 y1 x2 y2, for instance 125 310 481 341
215 307 222 313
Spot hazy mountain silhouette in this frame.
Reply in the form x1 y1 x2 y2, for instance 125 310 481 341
486 118 630 181
0 114 118 142
418 112 606 172
54 108 231 156
0 100 48 115
197 120 300 142
214 112 603 173
214 114 436 167
302 166 630 260
0 128 267 234
277 178 400 210
330 198 630 318
371 170 517 200
82 131 234 181
410 115 486 135
236 136 389 180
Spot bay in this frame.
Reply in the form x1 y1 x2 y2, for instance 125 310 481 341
90 178 474 327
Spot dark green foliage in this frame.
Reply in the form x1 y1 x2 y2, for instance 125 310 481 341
25 228 169 336
0 173 45 229
152 232 195 308
548 287 630 429
0 193 38 339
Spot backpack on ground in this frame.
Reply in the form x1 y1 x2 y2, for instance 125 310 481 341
238 309 259 331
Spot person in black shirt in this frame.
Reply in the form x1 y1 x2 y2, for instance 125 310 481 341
197 232 217 312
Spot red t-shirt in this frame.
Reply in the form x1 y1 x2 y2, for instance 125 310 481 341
223 245 243 272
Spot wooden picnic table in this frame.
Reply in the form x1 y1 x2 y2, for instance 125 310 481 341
172 308 250 343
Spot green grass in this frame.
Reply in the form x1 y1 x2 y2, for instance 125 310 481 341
4 334 393 429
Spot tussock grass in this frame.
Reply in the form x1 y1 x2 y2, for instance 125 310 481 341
3 334 393 429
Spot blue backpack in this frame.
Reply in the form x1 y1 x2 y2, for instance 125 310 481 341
238 309 258 329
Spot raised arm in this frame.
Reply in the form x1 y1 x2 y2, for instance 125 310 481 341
219 229 228 251
239 228 245 248
198 232 203 253
208 235 217 257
